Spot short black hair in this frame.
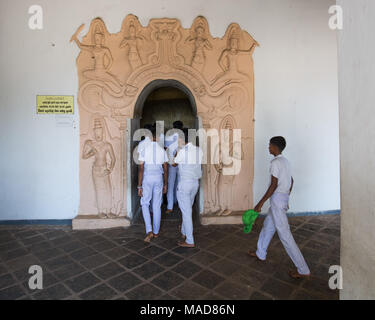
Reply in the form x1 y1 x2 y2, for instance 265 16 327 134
144 124 153 131
173 121 183 130
270 136 286 152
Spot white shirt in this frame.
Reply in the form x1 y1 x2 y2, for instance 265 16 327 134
165 132 179 162
139 141 168 176
137 136 151 157
270 154 292 194
175 143 203 180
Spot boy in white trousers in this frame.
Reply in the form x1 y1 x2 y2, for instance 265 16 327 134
249 136 311 279
165 121 183 214
173 129 203 248
138 127 168 243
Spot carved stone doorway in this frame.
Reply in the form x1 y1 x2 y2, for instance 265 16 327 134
127 79 202 225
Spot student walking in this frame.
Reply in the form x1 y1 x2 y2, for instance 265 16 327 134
173 129 203 248
165 121 184 214
249 136 311 279
138 127 169 243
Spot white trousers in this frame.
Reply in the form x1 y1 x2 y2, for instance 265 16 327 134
177 179 199 245
167 165 178 210
256 193 310 275
141 174 163 234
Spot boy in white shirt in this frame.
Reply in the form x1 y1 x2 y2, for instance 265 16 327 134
249 136 311 279
138 127 169 243
165 121 183 214
173 129 203 248
137 124 153 159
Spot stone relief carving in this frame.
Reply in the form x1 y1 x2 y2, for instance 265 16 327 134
82 118 116 218
120 20 145 71
212 115 245 216
185 16 213 73
72 14 257 218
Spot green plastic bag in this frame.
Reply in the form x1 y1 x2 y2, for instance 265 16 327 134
242 209 259 234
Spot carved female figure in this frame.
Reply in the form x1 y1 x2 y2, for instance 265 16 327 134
82 118 116 218
120 22 144 71
213 116 243 216
185 25 212 72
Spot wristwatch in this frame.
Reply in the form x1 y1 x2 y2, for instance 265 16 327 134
137 186 142 189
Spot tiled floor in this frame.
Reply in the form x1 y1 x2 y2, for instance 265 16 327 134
0 214 340 300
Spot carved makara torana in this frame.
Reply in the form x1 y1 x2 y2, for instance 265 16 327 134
72 14 258 218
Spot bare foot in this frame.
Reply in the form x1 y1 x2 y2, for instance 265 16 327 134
248 251 265 262
177 241 195 248
288 270 311 280
144 232 154 243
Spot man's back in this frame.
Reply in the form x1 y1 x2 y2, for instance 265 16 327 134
140 141 168 175
175 143 203 180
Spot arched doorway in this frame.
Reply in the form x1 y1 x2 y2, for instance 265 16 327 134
127 79 202 225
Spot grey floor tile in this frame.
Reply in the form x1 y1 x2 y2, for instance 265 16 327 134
65 272 101 293
171 281 208 300
154 252 183 268
172 260 202 279
33 283 71 300
93 262 125 280
151 271 185 291
107 272 142 293
118 253 147 269
79 283 117 300
192 270 225 290
133 261 165 280
0 285 26 300
125 283 163 300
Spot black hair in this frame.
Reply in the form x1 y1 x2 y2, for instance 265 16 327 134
144 124 153 131
270 136 286 152
173 121 184 130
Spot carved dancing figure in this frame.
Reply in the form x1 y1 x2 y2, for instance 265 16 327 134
120 22 144 71
211 27 256 89
185 25 212 73
82 118 116 218
71 24 122 91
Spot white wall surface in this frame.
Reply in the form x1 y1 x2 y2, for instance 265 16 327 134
0 0 340 220
337 0 375 300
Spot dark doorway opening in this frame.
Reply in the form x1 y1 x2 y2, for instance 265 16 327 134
129 80 201 229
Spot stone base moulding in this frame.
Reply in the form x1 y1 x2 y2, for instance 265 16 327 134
200 212 243 225
72 215 131 230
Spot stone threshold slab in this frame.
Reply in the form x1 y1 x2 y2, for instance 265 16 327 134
72 215 131 230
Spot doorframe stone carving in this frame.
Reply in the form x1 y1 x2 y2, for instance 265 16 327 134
71 14 258 229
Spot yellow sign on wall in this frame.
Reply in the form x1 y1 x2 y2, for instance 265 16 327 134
37 95 74 114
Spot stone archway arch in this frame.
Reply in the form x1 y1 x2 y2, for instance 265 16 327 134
132 79 198 119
